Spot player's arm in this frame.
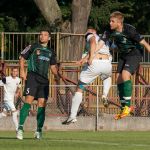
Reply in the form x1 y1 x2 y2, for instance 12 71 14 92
50 49 59 80
19 45 32 80
126 25 150 52
76 54 89 66
15 86 21 98
88 36 96 65
140 39 150 53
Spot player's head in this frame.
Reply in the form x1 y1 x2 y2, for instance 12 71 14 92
110 11 124 30
11 67 18 78
86 26 96 34
39 29 51 44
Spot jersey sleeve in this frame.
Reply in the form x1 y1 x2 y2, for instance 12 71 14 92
20 45 32 60
50 49 57 65
101 31 110 43
2 76 6 84
125 24 144 43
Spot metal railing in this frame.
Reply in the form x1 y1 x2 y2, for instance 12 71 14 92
1 32 150 62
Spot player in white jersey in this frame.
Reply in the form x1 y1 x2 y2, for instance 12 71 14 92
62 28 112 125
0 67 21 131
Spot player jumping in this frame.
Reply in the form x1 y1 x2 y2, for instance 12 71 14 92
62 27 112 125
101 11 150 119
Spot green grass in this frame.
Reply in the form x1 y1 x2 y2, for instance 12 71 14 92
0 131 150 150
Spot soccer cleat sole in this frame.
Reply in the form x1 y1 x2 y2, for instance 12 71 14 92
62 118 77 125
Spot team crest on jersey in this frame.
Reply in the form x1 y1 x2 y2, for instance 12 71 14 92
36 49 41 55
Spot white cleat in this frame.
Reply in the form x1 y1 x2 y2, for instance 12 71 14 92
16 129 23 140
34 131 42 140
62 118 77 125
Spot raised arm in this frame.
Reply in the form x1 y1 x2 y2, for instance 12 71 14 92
88 36 96 65
140 39 150 53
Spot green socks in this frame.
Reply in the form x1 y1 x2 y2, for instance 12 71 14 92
117 80 132 108
18 103 31 130
37 107 45 132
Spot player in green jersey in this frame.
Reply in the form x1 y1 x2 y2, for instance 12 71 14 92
17 29 58 140
101 11 150 119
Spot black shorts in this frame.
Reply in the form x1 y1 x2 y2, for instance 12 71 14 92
117 49 142 74
24 72 49 100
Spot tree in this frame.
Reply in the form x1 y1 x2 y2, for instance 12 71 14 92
33 0 92 61
33 0 62 26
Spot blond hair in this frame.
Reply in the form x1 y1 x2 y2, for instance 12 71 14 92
110 11 124 23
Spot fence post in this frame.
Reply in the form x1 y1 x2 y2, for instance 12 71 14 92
56 32 60 61
1 32 4 60
95 85 99 131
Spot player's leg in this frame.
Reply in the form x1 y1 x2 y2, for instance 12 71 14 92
62 63 93 125
102 76 112 107
17 73 37 140
35 98 46 139
115 54 142 119
0 110 7 118
62 83 84 125
0 102 12 118
6 101 19 131
35 80 49 139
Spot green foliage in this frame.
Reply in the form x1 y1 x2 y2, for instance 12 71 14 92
0 17 4 31
0 0 150 34
4 16 19 32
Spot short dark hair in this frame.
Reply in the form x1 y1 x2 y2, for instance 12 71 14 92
11 67 18 71
40 28 51 36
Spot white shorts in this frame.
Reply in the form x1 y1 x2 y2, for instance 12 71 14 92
3 101 16 112
80 59 112 84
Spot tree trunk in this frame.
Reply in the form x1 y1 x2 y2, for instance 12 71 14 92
33 0 62 25
71 0 92 34
68 0 92 61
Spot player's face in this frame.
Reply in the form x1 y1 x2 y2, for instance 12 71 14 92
11 69 18 78
110 17 120 30
39 31 50 44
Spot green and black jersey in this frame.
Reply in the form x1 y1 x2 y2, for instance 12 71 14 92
20 43 57 79
101 23 144 57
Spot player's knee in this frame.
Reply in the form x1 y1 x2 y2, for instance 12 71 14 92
78 80 87 91
38 98 46 107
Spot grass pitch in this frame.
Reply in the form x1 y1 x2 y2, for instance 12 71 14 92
0 131 150 150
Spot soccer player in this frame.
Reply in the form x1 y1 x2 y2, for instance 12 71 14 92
0 67 21 131
16 29 58 140
101 11 150 119
62 28 112 125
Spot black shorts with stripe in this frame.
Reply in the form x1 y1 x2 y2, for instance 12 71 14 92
23 72 49 100
117 49 142 75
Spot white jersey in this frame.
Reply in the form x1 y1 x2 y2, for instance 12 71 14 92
0 76 21 102
82 33 111 58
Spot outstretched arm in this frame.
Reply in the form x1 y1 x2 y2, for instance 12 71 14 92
140 39 150 53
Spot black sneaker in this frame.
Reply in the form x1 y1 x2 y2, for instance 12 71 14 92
62 118 77 125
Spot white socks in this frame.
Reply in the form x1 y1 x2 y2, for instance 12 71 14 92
0 111 18 131
12 111 18 131
70 92 82 119
103 77 111 97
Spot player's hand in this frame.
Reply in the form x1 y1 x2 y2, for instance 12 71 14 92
75 58 87 66
87 57 93 65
